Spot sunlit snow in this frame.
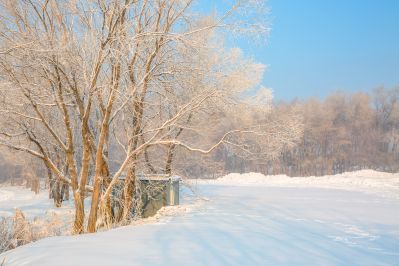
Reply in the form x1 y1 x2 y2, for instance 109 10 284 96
1 170 399 265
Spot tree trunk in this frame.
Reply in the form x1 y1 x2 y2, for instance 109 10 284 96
54 180 62 207
165 143 175 175
73 192 84 234
47 167 53 199
120 161 136 222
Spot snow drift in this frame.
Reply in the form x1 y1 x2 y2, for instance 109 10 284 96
193 169 399 200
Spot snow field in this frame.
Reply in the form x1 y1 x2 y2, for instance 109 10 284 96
0 170 398 265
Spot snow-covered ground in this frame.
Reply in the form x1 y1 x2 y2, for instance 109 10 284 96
0 186 74 219
1 170 399 265
194 170 399 200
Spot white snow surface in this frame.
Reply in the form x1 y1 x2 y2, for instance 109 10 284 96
1 170 399 265
0 186 74 219
195 170 399 200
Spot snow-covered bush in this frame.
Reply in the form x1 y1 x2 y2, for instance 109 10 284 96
0 210 69 254
0 217 14 253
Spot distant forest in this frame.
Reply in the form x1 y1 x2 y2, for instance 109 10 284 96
1 87 398 181
220 87 399 176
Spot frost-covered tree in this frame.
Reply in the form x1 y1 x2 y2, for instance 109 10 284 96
0 0 279 233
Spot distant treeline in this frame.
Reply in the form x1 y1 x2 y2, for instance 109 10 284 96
0 151 43 183
220 87 399 176
1 87 398 181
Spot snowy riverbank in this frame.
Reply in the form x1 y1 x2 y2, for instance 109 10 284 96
191 170 399 200
1 170 399 265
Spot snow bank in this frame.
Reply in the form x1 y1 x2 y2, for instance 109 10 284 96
192 170 399 199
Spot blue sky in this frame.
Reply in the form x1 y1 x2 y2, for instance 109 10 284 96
196 0 399 100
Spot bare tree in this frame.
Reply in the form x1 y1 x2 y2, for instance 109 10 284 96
0 0 277 233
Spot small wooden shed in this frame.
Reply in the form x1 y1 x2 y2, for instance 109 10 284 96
138 175 180 217
112 175 180 218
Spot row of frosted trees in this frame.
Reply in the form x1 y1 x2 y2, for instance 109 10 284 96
220 88 399 176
